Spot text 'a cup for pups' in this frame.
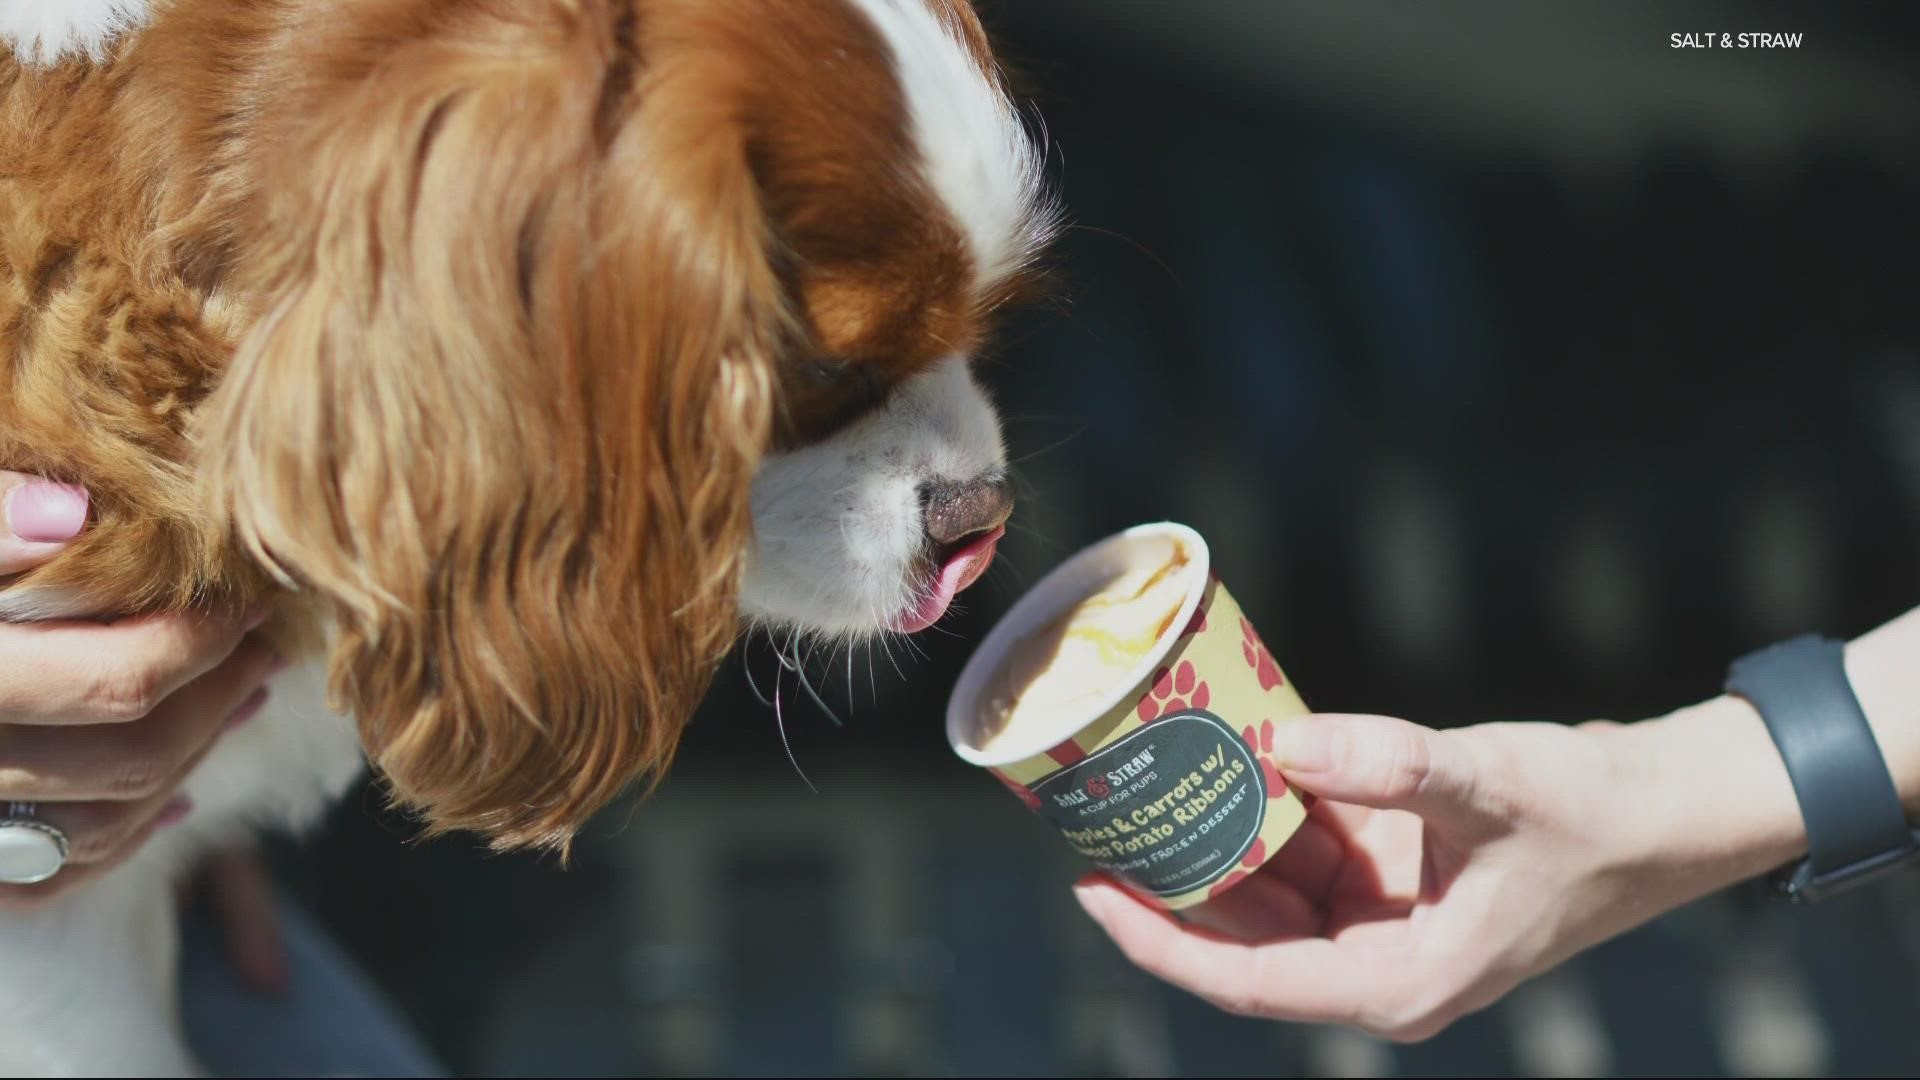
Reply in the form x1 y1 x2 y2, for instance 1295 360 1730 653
946 522 1311 910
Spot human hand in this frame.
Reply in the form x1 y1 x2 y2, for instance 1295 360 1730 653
1 473 284 907
1073 705 1805 1041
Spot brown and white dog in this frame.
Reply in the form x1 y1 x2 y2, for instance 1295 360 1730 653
0 1 1056 1072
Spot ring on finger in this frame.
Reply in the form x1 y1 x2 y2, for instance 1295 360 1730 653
0 801 70 885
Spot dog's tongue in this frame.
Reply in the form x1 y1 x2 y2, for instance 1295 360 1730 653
890 525 1004 633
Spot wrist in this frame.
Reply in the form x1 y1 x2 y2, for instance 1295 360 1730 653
1607 694 1808 899
1844 610 1920 816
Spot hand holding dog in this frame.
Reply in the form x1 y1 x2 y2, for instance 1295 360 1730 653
0 472 281 912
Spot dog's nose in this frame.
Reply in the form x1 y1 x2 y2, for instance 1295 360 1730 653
920 473 1014 550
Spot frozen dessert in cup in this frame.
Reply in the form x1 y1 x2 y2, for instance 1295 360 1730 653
947 522 1311 909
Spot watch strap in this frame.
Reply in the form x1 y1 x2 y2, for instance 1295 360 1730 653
1724 633 1920 902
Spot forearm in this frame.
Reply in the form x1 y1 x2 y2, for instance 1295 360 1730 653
1613 606 1920 903
1845 605 1920 814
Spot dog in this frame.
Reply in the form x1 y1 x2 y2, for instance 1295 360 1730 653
0 0 1057 1072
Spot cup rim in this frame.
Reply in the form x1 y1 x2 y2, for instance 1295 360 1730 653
945 521 1212 768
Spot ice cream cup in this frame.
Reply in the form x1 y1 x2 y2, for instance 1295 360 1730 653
946 522 1311 910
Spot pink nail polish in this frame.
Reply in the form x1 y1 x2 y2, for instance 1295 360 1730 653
154 796 193 829
224 687 271 732
4 482 89 543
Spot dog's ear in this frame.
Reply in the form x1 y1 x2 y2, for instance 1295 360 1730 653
195 8 782 851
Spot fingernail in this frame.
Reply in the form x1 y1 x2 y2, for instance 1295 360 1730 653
224 687 271 732
1270 717 1333 773
4 482 89 543
154 795 194 829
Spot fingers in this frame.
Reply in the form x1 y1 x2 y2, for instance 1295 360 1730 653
1179 863 1325 941
0 671 273 909
0 633 281 799
0 473 89 575
0 607 265 725
1273 714 1484 821
12 647 274 865
26 790 195 865
1260 813 1349 905
1073 874 1374 1025
202 848 289 994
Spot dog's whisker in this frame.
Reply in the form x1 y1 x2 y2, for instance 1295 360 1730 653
878 628 908 681
742 640 778 710
1000 519 1068 557
994 413 1083 426
991 550 1035 590
924 619 966 641
899 626 932 663
1064 222 1182 288
775 637 844 728
772 679 818 795
1004 425 1086 468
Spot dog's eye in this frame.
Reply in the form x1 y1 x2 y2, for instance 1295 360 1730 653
804 358 855 385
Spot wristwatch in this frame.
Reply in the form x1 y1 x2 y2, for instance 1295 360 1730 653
1724 633 1920 903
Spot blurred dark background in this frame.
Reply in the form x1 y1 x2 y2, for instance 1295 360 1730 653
269 2 1920 1075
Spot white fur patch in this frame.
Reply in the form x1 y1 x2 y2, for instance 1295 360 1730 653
0 0 152 65
740 357 1005 636
0 658 363 1075
844 0 1059 290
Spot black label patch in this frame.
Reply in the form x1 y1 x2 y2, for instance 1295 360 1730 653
1032 711 1265 895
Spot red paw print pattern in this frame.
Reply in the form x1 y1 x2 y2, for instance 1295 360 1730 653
1136 660 1211 722
1240 617 1284 691
1206 838 1268 898
1240 720 1290 799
